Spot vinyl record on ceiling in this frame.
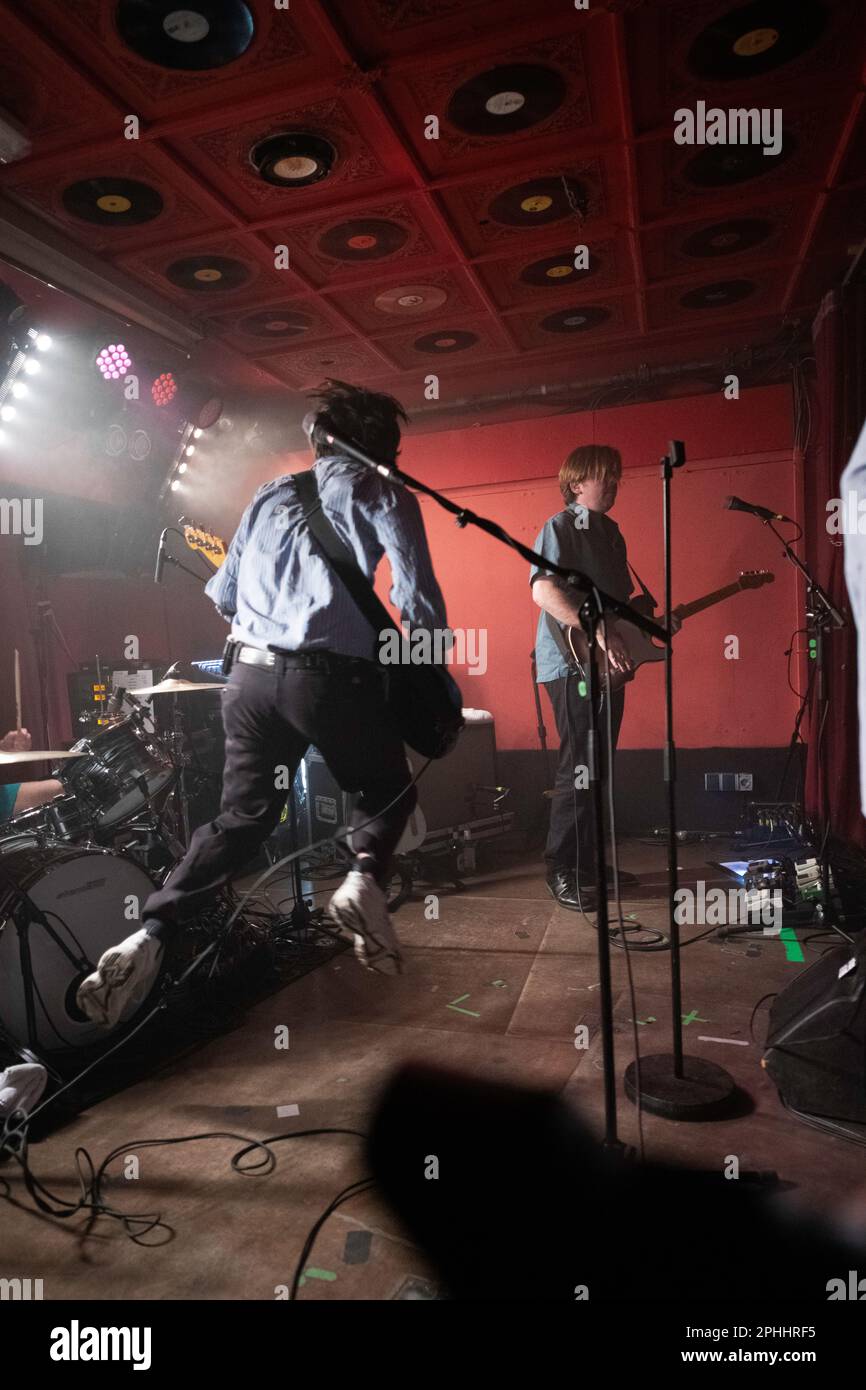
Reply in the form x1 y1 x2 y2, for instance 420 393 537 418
683 138 793 187
686 1 829 81
374 285 448 316
250 132 336 188
446 64 567 137
115 2 255 71
520 251 595 287
540 306 610 333
681 218 773 258
413 330 478 354
488 176 588 228
679 279 755 310
318 219 408 261
166 254 251 291
62 177 164 226
238 307 313 337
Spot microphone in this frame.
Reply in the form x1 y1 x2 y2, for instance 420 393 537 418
724 496 793 524
154 528 167 584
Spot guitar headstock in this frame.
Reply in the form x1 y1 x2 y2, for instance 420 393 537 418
180 518 228 571
737 569 774 589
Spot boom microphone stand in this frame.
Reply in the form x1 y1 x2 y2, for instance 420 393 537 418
322 429 672 1149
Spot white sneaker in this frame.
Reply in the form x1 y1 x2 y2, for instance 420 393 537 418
76 928 164 1028
0 1063 48 1119
327 870 403 975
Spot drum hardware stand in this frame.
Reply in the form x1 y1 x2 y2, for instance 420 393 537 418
0 865 93 1058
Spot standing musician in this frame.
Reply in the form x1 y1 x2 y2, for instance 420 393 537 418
530 445 641 913
76 380 449 1026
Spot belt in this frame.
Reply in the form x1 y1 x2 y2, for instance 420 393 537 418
234 642 373 674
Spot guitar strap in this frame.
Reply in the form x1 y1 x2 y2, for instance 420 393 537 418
627 562 657 610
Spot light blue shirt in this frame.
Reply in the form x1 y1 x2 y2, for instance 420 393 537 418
205 454 448 660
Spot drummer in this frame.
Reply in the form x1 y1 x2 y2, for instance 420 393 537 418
0 728 64 822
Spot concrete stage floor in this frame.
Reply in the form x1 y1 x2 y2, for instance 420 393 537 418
2 837 864 1300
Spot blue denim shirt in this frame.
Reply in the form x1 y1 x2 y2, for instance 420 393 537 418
205 454 448 660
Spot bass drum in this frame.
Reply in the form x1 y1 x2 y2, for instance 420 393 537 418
0 842 158 1052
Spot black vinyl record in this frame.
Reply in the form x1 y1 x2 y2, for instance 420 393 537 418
116 1 255 71
237 307 312 337
686 1 828 81
679 279 756 310
681 218 773 258
539 306 610 333
250 132 336 187
683 138 793 187
318 219 407 261
446 64 567 137
488 176 588 228
166 254 251 291
413 330 478 354
62 177 163 226
520 250 595 287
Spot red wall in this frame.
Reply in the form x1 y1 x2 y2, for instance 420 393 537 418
396 384 799 750
0 383 798 756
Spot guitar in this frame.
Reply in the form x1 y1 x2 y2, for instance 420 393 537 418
566 569 775 692
180 518 228 571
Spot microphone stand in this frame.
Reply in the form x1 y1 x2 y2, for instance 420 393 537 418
323 430 671 1150
763 520 846 932
623 443 735 1119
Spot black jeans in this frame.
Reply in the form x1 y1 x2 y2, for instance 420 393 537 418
542 674 625 885
143 656 415 940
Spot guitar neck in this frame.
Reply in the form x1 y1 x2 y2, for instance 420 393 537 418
675 582 746 623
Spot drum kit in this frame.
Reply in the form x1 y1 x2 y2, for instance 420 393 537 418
0 674 223 1057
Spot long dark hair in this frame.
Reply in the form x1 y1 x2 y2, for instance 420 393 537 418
306 378 409 464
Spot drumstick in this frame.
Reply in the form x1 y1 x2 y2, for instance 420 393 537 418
14 648 22 732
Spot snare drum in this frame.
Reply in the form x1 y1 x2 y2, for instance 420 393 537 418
0 842 158 1051
6 793 94 845
56 718 174 833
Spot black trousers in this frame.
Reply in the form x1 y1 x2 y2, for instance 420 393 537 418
143 656 415 940
542 674 625 884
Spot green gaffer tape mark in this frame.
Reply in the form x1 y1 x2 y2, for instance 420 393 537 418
447 1004 481 1017
578 680 587 698
302 1268 337 1284
780 926 805 962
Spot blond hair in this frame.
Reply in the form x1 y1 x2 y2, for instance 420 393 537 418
559 444 622 504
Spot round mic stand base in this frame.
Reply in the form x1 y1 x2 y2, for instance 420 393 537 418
624 1054 736 1120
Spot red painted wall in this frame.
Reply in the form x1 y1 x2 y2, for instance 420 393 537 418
395 384 800 750
0 383 798 756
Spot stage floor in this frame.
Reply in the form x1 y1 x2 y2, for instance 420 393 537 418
3 837 864 1300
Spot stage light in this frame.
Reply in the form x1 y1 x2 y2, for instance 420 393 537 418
177 461 188 474
1 404 16 421
185 444 195 456
96 343 132 380
11 381 27 398
22 358 40 375
35 333 52 351
170 479 181 492
193 427 203 438
152 371 177 406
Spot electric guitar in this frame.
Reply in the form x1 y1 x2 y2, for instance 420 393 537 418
180 518 228 571
566 569 775 692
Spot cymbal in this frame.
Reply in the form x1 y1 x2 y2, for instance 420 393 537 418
132 677 225 697
0 749 87 765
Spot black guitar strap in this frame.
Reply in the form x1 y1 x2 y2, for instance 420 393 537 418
293 468 396 657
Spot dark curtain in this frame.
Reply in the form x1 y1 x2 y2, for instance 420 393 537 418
803 274 866 848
